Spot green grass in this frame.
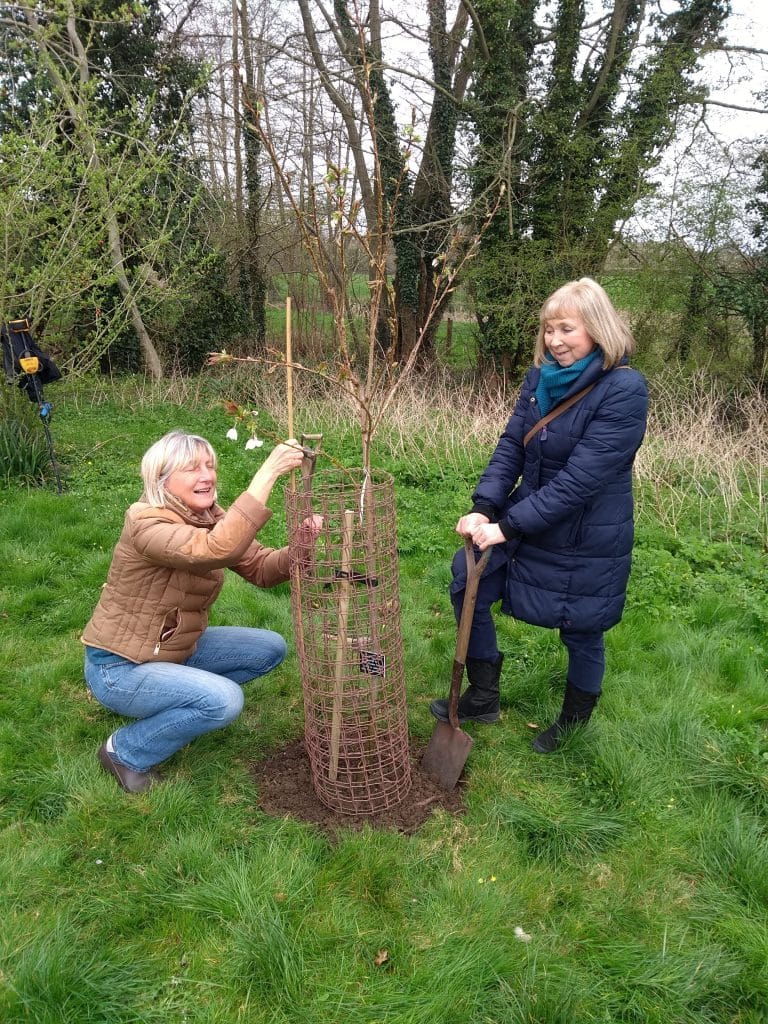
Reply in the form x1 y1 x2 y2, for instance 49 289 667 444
1 376 766 1023
0 386 54 487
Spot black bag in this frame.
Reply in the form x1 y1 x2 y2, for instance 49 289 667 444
1 318 62 402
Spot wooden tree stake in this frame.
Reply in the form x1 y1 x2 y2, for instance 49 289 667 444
286 295 293 438
329 509 354 782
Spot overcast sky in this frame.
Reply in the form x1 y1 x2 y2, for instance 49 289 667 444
701 0 768 143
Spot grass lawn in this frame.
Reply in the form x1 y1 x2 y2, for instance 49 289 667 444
0 374 766 1023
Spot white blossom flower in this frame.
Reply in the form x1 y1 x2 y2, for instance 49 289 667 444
514 926 532 943
226 427 238 441
245 436 264 450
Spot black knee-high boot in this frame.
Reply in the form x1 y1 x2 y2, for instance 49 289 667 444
532 680 599 753
430 653 504 724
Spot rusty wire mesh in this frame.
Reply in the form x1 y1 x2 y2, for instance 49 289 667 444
286 468 412 814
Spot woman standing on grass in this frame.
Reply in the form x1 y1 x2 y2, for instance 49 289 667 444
82 429 320 793
430 277 648 752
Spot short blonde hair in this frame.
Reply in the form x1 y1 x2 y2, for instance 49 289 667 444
534 277 635 369
140 430 217 507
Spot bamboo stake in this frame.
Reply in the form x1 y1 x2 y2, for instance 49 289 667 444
329 509 354 782
285 295 293 438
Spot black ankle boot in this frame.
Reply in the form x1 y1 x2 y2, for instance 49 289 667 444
430 654 504 724
532 680 599 753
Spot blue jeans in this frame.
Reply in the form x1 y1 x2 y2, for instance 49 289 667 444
450 546 605 694
84 627 287 772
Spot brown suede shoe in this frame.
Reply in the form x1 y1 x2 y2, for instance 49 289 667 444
98 743 163 793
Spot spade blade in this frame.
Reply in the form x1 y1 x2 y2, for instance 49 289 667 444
421 721 474 791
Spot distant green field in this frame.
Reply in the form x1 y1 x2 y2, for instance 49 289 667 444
267 266 702 319
264 275 478 370
601 271 688 314
260 267 753 378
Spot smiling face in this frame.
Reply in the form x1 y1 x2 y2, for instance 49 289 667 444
165 447 217 511
543 312 596 367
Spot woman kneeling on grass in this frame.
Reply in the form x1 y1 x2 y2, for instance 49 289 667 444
82 429 321 793
430 277 648 752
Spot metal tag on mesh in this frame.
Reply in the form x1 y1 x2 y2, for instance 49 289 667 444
359 650 386 676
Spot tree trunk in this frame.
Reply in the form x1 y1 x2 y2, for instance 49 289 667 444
300 0 471 368
237 0 266 347
392 0 470 366
752 318 767 377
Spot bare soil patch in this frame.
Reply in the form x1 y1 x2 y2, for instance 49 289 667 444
250 737 466 836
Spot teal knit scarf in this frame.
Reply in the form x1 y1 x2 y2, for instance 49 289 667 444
534 350 601 416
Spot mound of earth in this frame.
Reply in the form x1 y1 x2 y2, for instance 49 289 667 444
250 737 465 836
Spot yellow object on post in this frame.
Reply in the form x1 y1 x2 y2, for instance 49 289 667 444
19 355 40 374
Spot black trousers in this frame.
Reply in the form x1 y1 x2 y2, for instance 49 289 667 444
450 546 605 694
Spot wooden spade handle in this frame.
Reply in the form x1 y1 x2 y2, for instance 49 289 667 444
448 537 491 729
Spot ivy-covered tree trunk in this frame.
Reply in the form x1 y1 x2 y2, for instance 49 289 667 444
469 0 539 375
749 311 767 378
398 0 468 365
469 0 730 373
713 146 768 379
330 0 418 359
743 150 768 378
677 267 728 363
238 0 267 349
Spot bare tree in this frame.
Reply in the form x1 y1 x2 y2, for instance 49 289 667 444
23 1 164 377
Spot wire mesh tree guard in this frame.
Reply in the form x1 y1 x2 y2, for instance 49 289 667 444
286 467 412 815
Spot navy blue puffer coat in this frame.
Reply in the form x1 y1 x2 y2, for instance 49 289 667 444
471 357 648 632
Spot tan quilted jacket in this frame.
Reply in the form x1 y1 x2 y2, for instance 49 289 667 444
81 492 290 664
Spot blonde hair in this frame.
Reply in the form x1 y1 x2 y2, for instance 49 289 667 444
534 277 635 369
140 430 217 507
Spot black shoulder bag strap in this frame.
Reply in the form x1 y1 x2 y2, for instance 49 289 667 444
523 365 632 448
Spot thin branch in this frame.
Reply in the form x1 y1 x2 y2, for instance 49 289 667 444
703 99 768 115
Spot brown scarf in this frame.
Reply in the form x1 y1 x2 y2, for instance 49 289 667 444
141 490 220 527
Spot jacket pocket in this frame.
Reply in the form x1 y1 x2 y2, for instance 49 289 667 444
154 608 180 654
569 508 587 548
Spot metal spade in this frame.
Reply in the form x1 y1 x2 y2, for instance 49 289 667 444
421 537 491 790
